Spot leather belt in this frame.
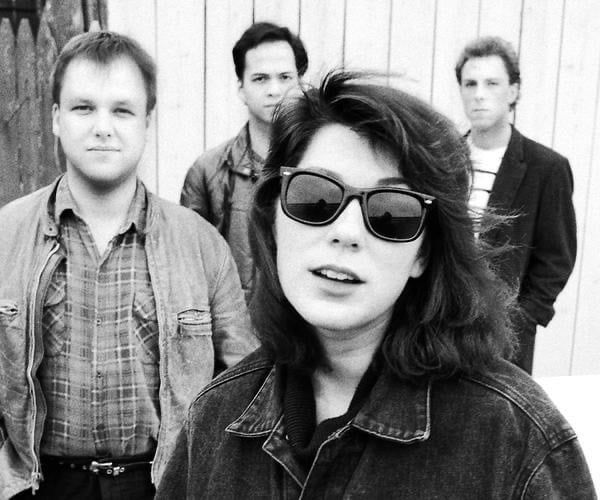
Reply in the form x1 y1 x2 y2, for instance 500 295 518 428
41 455 153 477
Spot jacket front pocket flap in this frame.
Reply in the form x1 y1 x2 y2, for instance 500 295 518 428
177 309 212 327
0 299 19 322
0 299 18 316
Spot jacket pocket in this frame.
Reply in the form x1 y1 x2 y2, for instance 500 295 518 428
0 299 26 382
168 309 215 397
0 299 18 325
177 309 212 334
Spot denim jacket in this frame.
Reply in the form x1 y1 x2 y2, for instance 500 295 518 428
156 349 596 499
0 176 257 499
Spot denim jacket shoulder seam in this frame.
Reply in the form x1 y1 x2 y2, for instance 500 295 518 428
520 435 579 499
462 376 553 442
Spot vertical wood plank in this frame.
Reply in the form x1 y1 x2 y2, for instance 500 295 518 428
253 0 300 31
388 0 436 102
431 0 480 130
343 0 391 77
299 0 345 86
106 0 158 193
44 0 85 50
535 0 600 375
204 0 253 151
514 0 563 146
16 20 40 197
478 0 522 43
571 62 600 374
36 13 62 186
155 0 205 202
0 19 19 206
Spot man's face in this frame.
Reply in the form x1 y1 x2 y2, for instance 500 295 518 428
238 40 300 126
52 56 150 190
459 55 518 133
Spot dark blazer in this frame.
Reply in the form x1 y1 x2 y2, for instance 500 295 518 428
482 126 577 328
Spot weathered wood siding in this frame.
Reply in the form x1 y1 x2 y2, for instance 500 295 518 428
0 1 106 206
98 0 600 375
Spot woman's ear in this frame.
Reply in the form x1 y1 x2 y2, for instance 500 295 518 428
410 237 430 279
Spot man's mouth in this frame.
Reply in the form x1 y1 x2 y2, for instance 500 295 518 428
88 146 119 151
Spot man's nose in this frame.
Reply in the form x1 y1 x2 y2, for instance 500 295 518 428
266 79 283 96
93 109 113 136
474 83 485 99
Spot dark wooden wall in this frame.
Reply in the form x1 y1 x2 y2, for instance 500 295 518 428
0 0 106 206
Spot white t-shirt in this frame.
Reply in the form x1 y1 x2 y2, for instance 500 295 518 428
467 136 507 214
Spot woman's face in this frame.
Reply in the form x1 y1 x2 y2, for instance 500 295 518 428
275 124 427 340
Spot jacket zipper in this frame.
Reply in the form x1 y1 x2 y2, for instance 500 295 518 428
26 241 60 491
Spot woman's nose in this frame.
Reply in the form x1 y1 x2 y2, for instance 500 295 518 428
327 198 366 249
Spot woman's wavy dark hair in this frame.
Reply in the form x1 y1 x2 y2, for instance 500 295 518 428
249 70 515 381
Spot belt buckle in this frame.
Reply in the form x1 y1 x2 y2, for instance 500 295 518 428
89 460 125 477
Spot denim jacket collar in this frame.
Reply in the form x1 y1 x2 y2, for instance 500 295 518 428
226 363 431 444
41 174 159 238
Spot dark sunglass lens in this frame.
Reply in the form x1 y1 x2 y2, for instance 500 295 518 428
285 174 343 223
368 191 423 240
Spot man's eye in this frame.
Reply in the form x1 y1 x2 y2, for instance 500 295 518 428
115 108 133 115
253 76 265 83
73 105 92 112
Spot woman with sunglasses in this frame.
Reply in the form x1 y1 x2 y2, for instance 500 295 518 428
156 71 594 499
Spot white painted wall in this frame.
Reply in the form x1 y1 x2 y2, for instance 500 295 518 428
106 0 600 377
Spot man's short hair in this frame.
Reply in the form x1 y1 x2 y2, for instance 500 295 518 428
455 36 520 109
52 31 157 113
232 22 308 80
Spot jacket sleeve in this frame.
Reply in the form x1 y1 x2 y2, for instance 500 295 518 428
209 238 259 372
519 158 577 326
523 438 596 499
154 419 190 498
180 158 213 222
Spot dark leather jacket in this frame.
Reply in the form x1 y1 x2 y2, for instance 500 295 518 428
180 125 264 303
156 349 595 499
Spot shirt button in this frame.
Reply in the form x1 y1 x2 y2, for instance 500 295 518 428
95 317 102 326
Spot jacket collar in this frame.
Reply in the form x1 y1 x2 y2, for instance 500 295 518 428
41 174 156 238
226 363 431 444
227 123 265 179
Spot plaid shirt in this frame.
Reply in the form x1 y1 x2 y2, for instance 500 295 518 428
38 177 160 457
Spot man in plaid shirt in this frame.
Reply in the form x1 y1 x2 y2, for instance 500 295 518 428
0 31 256 500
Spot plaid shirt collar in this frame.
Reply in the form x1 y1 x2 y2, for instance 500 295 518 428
54 176 148 235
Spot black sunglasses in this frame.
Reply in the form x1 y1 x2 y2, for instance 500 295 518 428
279 167 435 242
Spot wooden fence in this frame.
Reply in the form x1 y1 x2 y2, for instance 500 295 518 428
106 0 600 377
0 0 105 206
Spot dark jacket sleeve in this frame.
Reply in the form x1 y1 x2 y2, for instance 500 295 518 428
180 158 213 221
524 438 596 499
520 156 577 326
155 419 191 498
